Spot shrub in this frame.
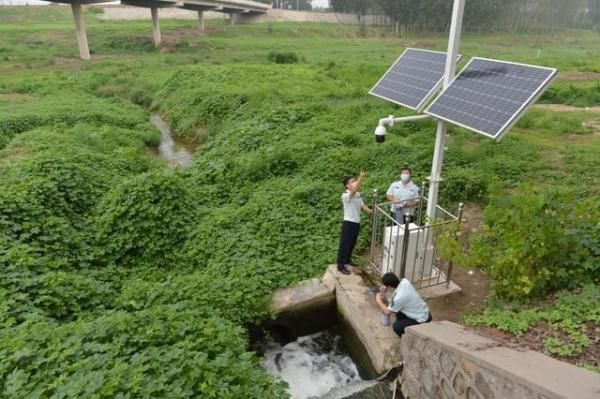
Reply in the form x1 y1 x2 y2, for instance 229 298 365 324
267 50 299 64
466 189 599 301
0 306 286 398
441 167 489 204
93 171 194 268
540 82 600 107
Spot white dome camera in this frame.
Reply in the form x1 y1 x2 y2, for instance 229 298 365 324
374 124 387 143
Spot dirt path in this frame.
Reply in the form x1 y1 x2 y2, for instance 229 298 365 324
557 71 600 81
533 104 600 113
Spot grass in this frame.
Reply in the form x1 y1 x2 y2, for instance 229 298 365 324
0 5 598 395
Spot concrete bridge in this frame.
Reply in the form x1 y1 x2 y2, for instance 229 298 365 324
42 0 270 59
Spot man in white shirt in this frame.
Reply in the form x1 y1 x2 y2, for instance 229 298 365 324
337 170 372 275
375 272 432 336
386 167 420 224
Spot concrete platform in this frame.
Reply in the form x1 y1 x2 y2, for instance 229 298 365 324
330 265 403 375
269 277 334 314
267 266 463 376
418 279 462 300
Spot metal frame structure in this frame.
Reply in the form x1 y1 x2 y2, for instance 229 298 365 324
368 186 464 290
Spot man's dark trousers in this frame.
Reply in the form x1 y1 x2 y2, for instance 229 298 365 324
337 221 360 270
393 312 433 337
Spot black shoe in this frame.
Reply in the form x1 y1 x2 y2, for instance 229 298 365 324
338 267 351 275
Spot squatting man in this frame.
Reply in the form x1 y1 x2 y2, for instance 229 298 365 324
376 272 432 337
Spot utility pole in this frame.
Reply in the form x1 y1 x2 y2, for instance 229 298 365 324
425 0 465 222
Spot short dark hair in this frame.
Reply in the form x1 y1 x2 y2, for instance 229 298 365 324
382 272 400 288
343 175 354 188
400 167 412 175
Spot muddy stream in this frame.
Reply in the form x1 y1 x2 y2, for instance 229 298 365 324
150 113 197 167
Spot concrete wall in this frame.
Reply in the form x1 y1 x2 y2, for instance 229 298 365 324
99 6 392 26
238 9 391 26
400 321 600 399
100 5 219 21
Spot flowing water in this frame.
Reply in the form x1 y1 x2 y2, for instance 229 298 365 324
262 331 363 399
149 113 197 167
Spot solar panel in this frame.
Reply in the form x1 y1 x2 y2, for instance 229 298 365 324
426 58 557 140
369 49 459 112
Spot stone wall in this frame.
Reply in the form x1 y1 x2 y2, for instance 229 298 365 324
400 321 600 399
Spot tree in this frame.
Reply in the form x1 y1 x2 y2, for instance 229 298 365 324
266 0 312 10
377 0 405 33
590 0 600 31
329 0 373 15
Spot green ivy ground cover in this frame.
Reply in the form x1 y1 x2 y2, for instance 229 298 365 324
0 7 599 397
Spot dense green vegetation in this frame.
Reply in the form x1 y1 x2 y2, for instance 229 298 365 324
0 6 598 396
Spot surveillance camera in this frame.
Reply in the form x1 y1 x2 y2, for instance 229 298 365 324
375 125 386 143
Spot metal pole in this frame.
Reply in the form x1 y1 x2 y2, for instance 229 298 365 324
399 214 411 279
426 0 465 223
369 189 378 268
446 202 464 287
70 2 90 60
417 180 426 226
151 7 161 47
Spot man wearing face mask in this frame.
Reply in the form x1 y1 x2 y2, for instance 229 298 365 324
386 167 420 224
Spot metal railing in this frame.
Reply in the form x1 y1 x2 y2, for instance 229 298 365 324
368 182 464 290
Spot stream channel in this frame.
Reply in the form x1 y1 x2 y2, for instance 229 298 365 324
150 113 197 167
149 115 370 397
261 331 364 399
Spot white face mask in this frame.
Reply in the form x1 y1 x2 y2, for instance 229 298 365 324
400 174 410 183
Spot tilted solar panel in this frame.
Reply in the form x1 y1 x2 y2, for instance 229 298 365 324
426 58 557 140
369 49 458 111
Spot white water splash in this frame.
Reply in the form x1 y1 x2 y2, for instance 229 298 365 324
262 331 362 399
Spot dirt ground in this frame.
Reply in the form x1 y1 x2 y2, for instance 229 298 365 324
428 264 490 323
557 71 600 81
533 104 600 113
427 204 490 322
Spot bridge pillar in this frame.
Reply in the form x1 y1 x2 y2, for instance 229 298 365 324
151 7 161 47
229 13 236 25
70 2 90 60
197 10 204 30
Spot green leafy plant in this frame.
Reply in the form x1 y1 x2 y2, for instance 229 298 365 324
463 284 599 358
267 50 300 64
